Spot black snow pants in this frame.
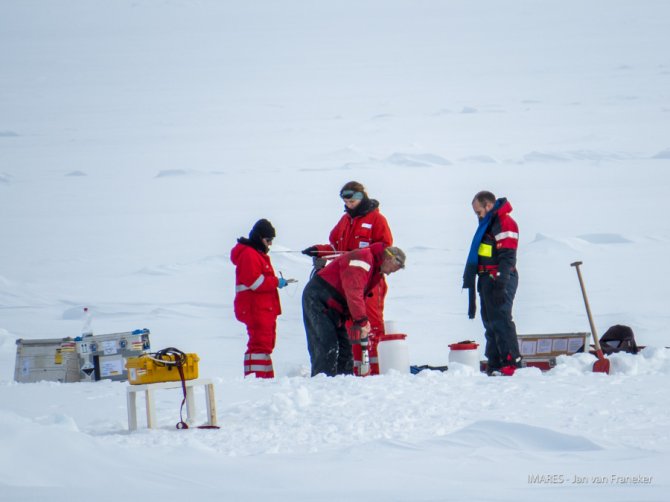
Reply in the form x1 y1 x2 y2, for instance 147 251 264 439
302 277 354 377
478 271 521 370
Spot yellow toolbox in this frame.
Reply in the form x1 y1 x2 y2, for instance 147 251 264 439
126 351 199 385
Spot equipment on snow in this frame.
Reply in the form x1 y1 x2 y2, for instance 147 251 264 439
276 250 345 257
14 337 80 383
600 324 638 355
127 347 217 430
14 329 151 384
513 332 590 371
279 271 298 285
377 334 410 374
126 348 199 385
570 261 610 374
77 328 151 382
359 336 371 376
81 306 93 336
448 341 480 370
410 365 449 374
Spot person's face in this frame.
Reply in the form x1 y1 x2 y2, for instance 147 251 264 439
340 189 363 209
472 200 494 220
342 197 361 210
262 237 273 249
381 256 403 275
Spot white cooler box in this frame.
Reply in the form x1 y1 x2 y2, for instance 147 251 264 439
14 338 80 383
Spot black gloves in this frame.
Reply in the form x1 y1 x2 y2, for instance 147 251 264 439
492 280 507 305
301 246 319 257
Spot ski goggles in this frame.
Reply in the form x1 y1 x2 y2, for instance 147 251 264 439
340 190 364 201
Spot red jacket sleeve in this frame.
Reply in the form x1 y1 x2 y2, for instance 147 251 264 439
236 251 278 292
370 212 393 247
339 255 372 322
495 215 519 283
328 216 347 249
495 215 519 250
254 272 279 292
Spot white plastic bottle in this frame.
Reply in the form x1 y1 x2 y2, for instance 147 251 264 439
81 307 93 336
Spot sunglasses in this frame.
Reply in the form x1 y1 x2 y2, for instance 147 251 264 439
263 237 274 243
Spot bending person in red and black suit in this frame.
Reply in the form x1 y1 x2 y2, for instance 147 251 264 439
302 243 405 377
463 191 522 376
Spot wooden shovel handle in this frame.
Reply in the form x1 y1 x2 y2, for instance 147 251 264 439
570 261 603 353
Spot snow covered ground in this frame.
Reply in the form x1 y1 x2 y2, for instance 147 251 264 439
1 0 669 500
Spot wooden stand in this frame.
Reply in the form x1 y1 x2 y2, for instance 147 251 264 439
126 378 217 430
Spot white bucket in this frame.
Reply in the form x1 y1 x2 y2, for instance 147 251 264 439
377 334 410 374
448 341 480 370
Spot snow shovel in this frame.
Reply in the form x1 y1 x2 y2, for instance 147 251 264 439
570 261 610 374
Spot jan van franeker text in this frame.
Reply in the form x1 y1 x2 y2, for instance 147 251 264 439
528 474 653 485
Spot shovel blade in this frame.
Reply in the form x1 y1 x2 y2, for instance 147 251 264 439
593 358 610 374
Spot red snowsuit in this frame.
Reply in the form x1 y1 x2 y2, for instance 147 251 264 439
317 243 386 325
230 240 281 378
312 199 393 375
303 243 387 376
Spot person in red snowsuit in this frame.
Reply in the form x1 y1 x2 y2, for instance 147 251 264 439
302 181 393 375
230 219 290 378
302 243 406 376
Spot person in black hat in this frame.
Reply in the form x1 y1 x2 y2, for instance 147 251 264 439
230 219 291 378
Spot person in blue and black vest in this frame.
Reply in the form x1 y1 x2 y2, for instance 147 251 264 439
463 191 522 376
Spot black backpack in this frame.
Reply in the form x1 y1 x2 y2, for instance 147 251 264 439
599 325 638 355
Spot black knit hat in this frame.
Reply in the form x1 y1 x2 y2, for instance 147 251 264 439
250 219 276 240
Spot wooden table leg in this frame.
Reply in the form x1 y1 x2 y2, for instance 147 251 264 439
145 388 156 428
127 390 138 431
205 383 217 426
185 385 196 424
